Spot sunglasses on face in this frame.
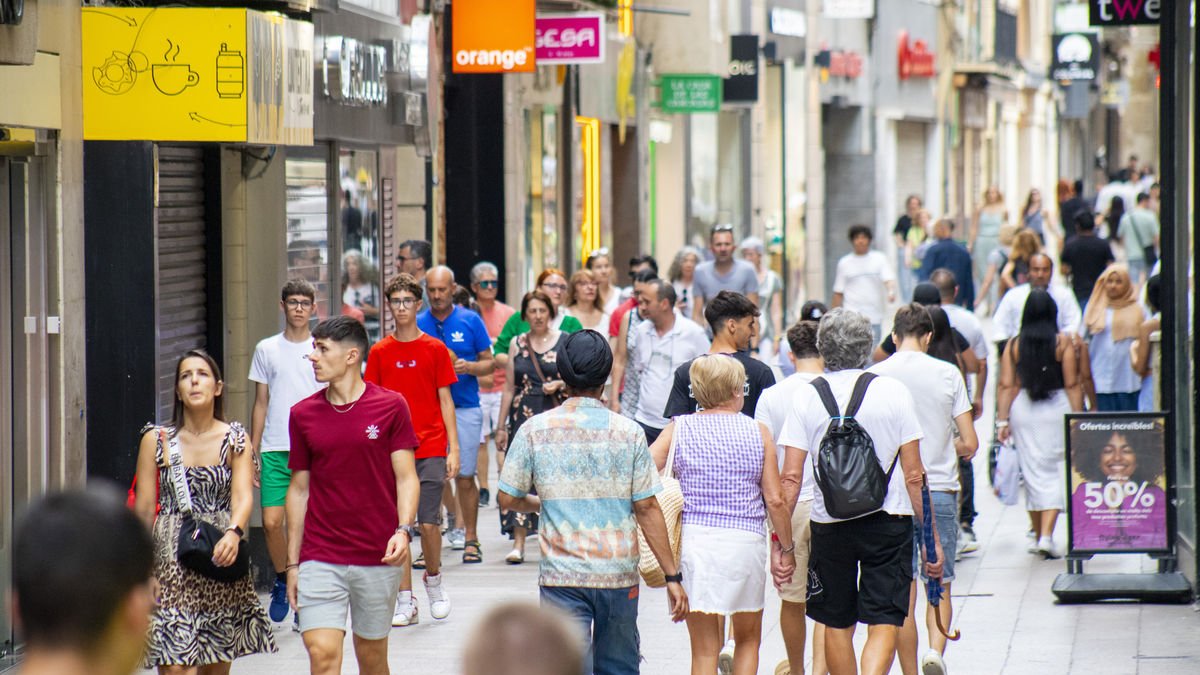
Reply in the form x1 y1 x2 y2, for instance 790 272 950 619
477 280 498 289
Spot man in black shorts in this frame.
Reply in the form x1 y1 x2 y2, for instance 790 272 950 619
778 308 943 675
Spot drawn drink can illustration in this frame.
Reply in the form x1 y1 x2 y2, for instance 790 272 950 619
216 43 244 99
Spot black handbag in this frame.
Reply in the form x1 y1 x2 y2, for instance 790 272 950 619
165 429 250 582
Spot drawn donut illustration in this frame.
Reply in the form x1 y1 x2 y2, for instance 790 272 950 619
93 50 149 95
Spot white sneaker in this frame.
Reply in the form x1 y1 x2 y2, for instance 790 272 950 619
921 649 947 675
424 572 451 620
392 598 419 627
1037 536 1059 559
718 639 735 675
958 526 979 554
448 528 467 550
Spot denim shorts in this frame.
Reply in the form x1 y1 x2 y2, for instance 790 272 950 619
455 406 483 477
912 490 959 583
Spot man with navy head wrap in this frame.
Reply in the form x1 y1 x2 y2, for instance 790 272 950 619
498 329 690 670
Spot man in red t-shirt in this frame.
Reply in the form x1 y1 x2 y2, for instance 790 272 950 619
286 316 420 675
365 273 459 627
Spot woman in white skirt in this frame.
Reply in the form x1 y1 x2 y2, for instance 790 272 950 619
997 289 1085 558
650 354 795 675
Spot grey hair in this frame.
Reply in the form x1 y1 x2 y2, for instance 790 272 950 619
739 236 765 255
667 246 703 283
816 308 874 371
470 261 499 284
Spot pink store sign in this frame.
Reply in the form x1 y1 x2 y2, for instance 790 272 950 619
535 13 606 65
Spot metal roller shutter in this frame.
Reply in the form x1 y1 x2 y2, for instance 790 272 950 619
895 121 928 215
155 144 208 422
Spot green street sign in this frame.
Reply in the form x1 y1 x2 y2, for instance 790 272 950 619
658 74 722 113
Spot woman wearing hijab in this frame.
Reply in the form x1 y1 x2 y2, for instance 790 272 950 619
1084 265 1148 411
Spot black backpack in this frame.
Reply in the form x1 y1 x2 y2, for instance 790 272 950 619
810 373 897 520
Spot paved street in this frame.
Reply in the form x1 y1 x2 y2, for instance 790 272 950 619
150 339 1200 675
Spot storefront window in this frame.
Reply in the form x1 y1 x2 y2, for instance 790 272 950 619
286 156 331 320
528 107 560 286
687 111 746 252
338 149 382 342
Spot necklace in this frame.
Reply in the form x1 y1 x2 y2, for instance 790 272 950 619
182 423 215 437
328 384 366 414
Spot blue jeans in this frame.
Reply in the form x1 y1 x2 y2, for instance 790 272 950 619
1096 392 1140 412
911 490 959 583
540 585 641 675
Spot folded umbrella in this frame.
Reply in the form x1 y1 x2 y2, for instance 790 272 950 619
922 480 961 641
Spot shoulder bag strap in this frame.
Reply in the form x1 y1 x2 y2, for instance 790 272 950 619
664 418 680 479
165 429 195 517
844 372 877 418
810 377 840 419
527 338 552 387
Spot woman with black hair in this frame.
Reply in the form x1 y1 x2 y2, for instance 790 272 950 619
996 290 1085 558
926 306 967 378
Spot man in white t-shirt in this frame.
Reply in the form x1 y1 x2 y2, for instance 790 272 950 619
249 279 324 625
832 225 897 343
992 253 1082 343
755 319 827 675
630 279 709 444
869 304 978 675
777 308 942 675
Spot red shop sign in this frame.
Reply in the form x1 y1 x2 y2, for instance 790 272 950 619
817 46 863 79
897 30 936 80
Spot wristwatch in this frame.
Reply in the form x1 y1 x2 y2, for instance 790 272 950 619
395 524 418 541
226 525 245 538
663 572 683 584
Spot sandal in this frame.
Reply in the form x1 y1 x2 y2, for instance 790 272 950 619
412 552 425 570
505 548 524 565
462 540 482 564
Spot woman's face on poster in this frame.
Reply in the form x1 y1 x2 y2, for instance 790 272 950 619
1100 432 1137 481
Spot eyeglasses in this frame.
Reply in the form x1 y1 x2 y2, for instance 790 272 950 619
285 299 314 309
388 297 419 309
396 254 410 263
542 282 568 291
477 280 499 289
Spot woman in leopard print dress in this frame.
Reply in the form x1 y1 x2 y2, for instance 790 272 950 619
133 349 275 672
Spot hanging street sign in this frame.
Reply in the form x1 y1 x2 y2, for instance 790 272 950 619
658 74 722 113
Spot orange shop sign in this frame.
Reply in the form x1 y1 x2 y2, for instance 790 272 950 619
452 0 536 74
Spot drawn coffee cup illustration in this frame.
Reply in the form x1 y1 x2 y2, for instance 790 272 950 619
152 64 200 96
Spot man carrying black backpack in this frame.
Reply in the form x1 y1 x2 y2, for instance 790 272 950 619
777 308 945 675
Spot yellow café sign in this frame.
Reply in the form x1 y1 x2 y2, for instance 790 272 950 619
82 7 314 144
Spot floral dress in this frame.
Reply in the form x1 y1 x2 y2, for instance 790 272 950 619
144 422 276 667
500 332 567 536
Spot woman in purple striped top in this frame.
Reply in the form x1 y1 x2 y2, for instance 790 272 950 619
650 354 796 675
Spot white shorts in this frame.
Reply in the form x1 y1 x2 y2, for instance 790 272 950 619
297 561 402 640
480 391 503 443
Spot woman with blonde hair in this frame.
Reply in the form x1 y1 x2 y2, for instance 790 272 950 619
1000 228 1044 293
650 354 795 675
970 186 1008 293
562 269 610 332
1084 265 1148 411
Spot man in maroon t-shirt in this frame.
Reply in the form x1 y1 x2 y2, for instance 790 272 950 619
286 317 420 675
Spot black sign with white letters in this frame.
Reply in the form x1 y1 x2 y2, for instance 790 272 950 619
724 34 759 104
1088 0 1162 26
1050 33 1100 81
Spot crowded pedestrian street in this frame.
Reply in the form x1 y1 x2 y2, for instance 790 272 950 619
3 2 1200 675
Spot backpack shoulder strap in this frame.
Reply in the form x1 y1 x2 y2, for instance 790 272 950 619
844 372 877 418
810 377 840 418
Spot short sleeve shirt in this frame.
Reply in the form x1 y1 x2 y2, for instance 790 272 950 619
478 301 516 392
288 383 419 565
364 334 458 458
693 259 759 303
663 350 777 419
499 397 661 588
417 306 493 408
247 333 323 452
755 371 820 501
869 352 972 492
777 369 924 523
832 251 895 324
633 315 712 429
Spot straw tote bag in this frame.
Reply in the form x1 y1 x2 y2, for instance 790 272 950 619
637 424 684 588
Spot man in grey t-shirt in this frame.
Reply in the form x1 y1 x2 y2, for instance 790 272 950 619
692 223 760 322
